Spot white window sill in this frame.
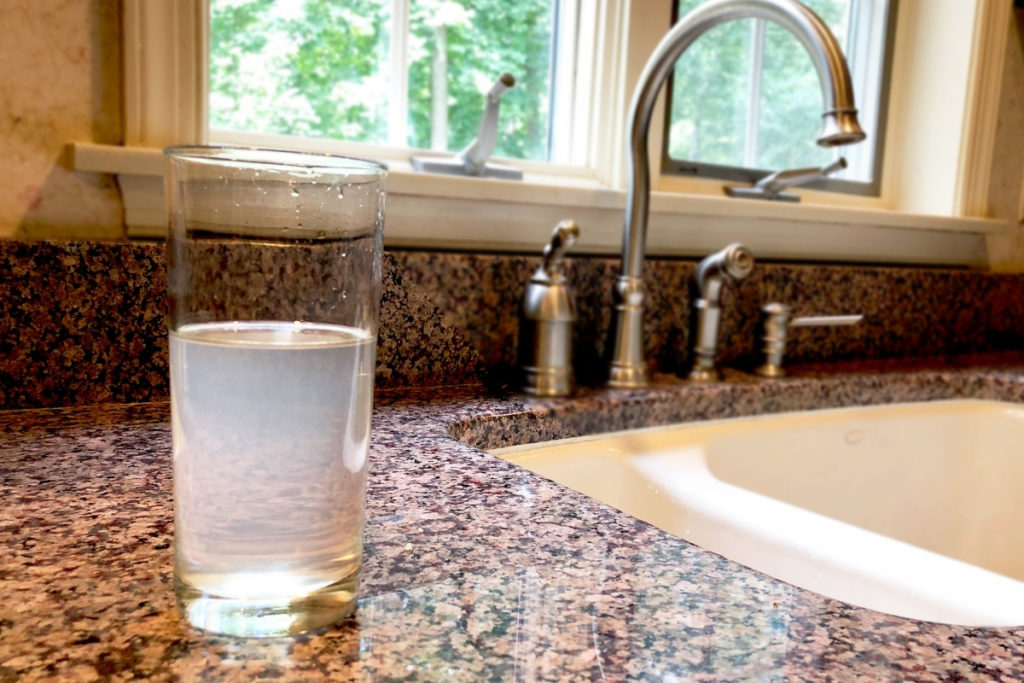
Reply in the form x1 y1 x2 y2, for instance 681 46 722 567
71 141 1008 267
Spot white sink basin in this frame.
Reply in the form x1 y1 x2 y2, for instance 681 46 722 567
492 399 1024 626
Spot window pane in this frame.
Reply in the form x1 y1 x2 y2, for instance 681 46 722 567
757 0 849 170
209 0 555 161
407 0 554 161
667 0 871 178
209 0 392 144
667 0 753 166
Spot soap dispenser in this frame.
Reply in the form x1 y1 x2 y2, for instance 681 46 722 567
518 220 580 397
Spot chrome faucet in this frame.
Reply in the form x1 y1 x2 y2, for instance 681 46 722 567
607 0 866 388
689 243 755 381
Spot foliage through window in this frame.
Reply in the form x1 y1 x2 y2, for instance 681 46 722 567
210 0 556 162
665 0 894 193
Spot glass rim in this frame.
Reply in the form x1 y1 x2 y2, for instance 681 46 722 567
164 145 388 176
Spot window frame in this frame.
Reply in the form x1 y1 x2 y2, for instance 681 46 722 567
661 0 899 197
207 0 601 174
72 0 1016 268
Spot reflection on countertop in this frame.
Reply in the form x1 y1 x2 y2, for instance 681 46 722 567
5 358 1024 681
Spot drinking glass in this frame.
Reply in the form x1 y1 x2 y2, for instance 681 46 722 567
164 146 385 637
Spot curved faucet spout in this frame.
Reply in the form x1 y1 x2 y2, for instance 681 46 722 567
607 0 866 388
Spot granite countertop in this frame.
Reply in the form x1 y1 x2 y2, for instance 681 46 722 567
5 359 1024 681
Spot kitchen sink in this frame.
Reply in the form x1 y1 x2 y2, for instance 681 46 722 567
491 399 1024 626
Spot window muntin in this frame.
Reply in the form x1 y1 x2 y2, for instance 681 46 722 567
209 0 558 163
663 0 896 195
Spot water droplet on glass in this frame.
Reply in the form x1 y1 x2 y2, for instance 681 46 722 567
337 185 346 199
316 230 326 239
341 290 348 300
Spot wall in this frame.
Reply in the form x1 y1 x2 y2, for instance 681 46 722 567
1 0 124 239
881 0 978 216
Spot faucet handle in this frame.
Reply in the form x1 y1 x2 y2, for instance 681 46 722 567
790 313 864 328
755 303 863 378
538 220 580 282
519 220 581 397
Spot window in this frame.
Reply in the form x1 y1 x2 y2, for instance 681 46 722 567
208 0 568 164
664 0 896 195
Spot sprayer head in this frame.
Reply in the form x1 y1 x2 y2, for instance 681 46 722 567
694 242 755 299
817 109 867 147
720 243 755 281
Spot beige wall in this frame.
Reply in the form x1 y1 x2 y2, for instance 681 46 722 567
1 0 124 240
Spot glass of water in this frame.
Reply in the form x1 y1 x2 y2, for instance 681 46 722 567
164 146 385 637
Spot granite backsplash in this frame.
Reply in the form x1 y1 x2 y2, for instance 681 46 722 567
3 239 1024 410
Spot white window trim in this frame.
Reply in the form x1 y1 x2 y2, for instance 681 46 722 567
956 0 1014 218
122 0 207 148
75 0 1016 268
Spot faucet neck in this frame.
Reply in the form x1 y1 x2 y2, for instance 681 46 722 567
621 0 860 281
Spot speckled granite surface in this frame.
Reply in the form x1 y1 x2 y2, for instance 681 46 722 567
5 361 1024 681
393 251 1024 385
0 241 482 409
0 241 168 408
6 239 1024 678
6 240 1024 410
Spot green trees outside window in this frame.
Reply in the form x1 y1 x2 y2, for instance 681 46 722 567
210 0 880 185
210 0 554 162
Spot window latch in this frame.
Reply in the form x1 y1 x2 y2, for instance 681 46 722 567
724 157 847 203
410 73 523 181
